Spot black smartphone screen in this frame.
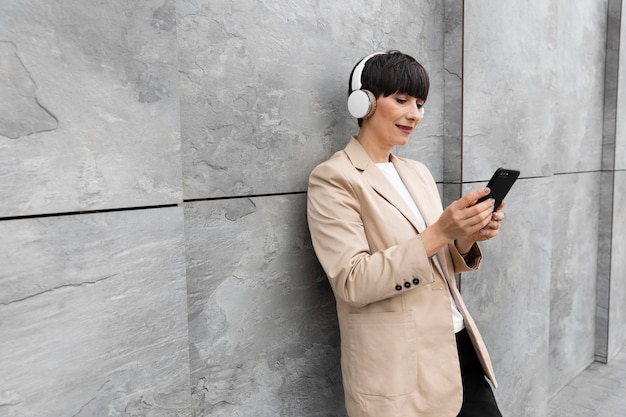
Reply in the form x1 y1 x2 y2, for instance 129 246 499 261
477 168 520 210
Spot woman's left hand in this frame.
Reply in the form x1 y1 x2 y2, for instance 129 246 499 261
479 207 504 239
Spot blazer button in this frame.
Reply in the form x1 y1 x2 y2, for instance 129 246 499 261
395 285 403 291
413 278 420 285
404 282 411 288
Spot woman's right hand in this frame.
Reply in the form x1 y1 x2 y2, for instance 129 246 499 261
420 188 495 256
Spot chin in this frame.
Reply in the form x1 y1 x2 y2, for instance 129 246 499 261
394 138 410 147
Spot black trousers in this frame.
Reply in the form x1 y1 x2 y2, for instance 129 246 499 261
455 328 503 417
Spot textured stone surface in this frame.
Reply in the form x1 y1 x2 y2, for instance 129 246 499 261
0 1 624 417
608 0 626 358
607 0 626 170
460 177 551 417
184 195 345 417
178 0 446 199
462 2 621 413
614 0 626 170
552 0 605 174
463 1 557 181
442 0 463 209
461 5 559 413
0 207 190 417
549 172 600 396
596 171 615 362
596 0 624 364
607 171 626 360
0 41 58 139
0 0 181 216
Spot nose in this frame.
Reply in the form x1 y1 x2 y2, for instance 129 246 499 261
407 105 423 122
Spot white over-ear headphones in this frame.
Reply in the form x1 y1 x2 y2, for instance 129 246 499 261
347 52 384 119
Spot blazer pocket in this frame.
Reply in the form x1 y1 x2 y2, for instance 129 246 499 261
345 311 417 397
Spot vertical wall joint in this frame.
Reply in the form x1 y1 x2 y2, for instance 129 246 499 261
595 0 621 364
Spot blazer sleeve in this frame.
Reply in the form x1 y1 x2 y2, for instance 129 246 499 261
448 240 482 271
307 161 437 308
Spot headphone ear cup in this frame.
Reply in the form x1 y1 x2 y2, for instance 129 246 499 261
347 89 377 119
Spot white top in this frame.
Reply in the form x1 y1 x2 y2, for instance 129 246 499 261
376 162 465 333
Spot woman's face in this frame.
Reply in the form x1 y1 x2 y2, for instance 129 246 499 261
365 92 425 148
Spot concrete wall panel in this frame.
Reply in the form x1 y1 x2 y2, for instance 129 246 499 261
442 0 463 185
549 172 600 396
608 171 626 359
609 3 626 357
0 207 190 417
596 0 624 364
552 0 606 174
463 1 556 181
596 170 615 362
179 0 447 200
461 177 551 417
0 0 181 217
184 196 345 417
461 0 616 410
617 0 626 170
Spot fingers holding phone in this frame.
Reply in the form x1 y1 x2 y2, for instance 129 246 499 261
477 168 520 211
466 168 519 242
481 207 505 238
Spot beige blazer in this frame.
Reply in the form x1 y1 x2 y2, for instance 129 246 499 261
307 137 497 417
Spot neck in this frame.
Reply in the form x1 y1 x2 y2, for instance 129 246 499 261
355 128 392 163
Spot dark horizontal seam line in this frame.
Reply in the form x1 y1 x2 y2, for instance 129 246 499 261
1 166 620 219
442 169 619 185
184 190 307 203
0 203 179 221
443 175 543 184
0 191 309 221
554 169 619 175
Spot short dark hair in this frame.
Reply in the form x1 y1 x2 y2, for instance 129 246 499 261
349 49 430 106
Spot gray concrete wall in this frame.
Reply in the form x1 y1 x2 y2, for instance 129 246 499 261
463 2 607 413
606 0 626 365
0 0 182 216
1 1 624 417
462 3 558 411
178 1 446 416
0 208 191 416
596 0 626 368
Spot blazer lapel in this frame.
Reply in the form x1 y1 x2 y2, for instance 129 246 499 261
392 155 451 281
344 138 426 233
392 156 439 228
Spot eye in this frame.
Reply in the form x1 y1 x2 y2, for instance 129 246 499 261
396 97 407 104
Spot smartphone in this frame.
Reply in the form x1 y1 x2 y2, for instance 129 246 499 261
477 168 520 210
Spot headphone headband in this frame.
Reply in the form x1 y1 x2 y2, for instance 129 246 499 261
350 52 385 92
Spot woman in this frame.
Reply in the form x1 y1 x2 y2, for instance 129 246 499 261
307 51 503 417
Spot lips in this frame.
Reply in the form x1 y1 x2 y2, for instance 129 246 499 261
396 124 413 134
